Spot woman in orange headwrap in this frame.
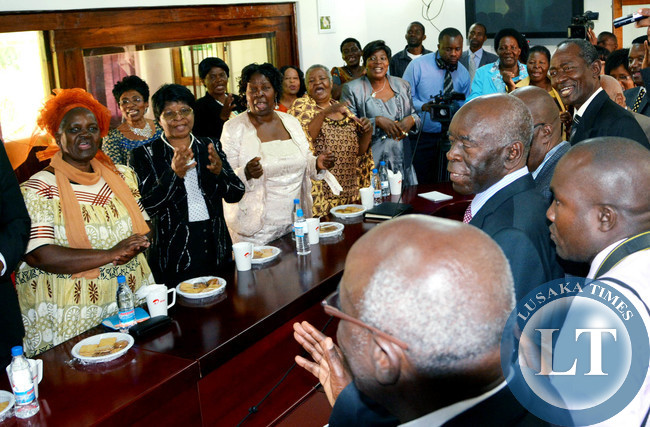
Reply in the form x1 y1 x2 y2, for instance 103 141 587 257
15 88 156 356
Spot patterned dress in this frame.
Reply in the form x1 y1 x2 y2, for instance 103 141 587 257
16 165 155 356
102 121 163 165
289 96 373 217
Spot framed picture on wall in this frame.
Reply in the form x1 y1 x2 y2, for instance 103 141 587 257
465 0 584 38
317 0 335 34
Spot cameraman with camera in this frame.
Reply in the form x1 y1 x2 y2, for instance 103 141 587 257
402 27 470 184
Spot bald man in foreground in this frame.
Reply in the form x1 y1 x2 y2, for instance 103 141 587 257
548 137 650 425
294 216 547 426
511 86 570 204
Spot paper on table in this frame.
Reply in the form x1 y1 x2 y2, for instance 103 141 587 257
418 191 454 202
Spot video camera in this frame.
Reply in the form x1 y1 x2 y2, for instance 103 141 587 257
568 10 599 39
428 92 466 124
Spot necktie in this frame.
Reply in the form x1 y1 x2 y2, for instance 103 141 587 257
469 52 477 80
632 87 646 113
570 114 581 141
443 69 453 95
463 205 473 224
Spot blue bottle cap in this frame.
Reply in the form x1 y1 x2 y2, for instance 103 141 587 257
293 198 300 204
380 161 386 166
117 275 126 284
11 346 23 357
372 168 378 173
296 209 304 217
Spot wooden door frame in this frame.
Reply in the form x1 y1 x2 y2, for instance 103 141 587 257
0 3 299 89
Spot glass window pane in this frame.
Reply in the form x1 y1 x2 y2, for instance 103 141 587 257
0 31 50 141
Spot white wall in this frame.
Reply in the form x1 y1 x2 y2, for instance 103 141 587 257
0 0 626 68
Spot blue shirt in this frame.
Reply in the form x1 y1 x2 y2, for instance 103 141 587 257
402 52 471 133
467 60 529 101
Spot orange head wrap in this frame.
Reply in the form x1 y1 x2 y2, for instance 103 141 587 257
37 88 112 138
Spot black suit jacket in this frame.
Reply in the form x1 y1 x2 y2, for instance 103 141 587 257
624 86 650 117
0 142 30 367
570 91 650 149
329 382 549 427
533 141 571 205
470 174 563 301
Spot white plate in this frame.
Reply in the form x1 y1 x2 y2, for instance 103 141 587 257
319 221 344 237
251 246 281 264
0 390 14 420
330 204 366 218
176 276 226 300
71 332 134 363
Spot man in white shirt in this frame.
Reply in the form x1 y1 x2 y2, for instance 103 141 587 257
547 137 650 426
447 93 563 300
512 86 570 204
459 23 498 82
293 216 546 425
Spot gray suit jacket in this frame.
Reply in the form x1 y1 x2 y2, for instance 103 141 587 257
460 49 498 75
533 140 571 204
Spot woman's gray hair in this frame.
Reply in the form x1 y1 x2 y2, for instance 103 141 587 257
305 64 332 83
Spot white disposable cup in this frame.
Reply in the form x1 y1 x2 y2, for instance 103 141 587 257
359 187 374 209
389 175 402 195
6 358 43 398
145 284 176 317
306 218 320 245
233 241 253 271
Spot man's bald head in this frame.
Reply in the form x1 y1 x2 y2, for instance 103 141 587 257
447 94 533 194
511 86 563 171
548 137 650 262
338 215 514 412
599 74 627 109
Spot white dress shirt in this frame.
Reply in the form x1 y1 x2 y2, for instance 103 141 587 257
469 167 529 218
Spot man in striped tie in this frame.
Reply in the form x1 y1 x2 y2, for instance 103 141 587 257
447 93 563 301
402 27 471 185
459 23 498 83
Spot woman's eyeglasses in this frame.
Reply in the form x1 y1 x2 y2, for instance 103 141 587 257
161 107 193 121
119 97 144 106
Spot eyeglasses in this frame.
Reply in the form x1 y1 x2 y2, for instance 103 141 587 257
321 290 409 350
161 107 193 121
119 96 144 106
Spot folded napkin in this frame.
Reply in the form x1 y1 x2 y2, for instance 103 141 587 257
418 191 453 202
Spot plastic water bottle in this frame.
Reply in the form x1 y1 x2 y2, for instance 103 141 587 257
8 346 39 418
294 209 311 255
291 198 300 239
378 161 390 199
372 169 382 206
116 275 136 332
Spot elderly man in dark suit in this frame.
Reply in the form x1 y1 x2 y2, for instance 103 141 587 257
0 141 30 367
294 216 547 426
549 39 650 149
459 23 498 82
512 86 570 204
447 93 563 300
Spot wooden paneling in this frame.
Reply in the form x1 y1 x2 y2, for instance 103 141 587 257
0 3 299 90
